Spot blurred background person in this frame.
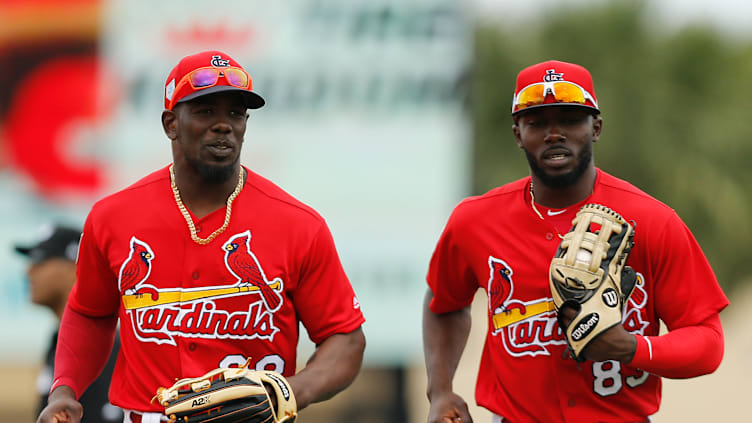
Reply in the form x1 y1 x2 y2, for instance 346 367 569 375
14 224 123 423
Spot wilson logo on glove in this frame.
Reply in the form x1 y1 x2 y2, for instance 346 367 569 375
602 288 619 308
571 313 599 341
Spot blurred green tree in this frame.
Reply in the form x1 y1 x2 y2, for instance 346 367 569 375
472 0 752 293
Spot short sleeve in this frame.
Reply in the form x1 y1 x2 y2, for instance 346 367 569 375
426 207 479 313
652 212 729 329
68 208 121 317
292 222 365 344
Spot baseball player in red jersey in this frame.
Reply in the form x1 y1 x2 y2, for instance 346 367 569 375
37 50 366 423
423 60 728 423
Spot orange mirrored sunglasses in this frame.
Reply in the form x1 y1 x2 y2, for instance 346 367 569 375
512 81 597 114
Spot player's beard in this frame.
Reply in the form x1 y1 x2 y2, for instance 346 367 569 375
187 156 237 184
524 142 593 189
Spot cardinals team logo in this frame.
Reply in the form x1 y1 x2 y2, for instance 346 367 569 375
488 257 525 316
118 237 157 298
223 230 284 312
119 231 285 346
488 256 565 357
623 273 649 334
210 55 230 67
543 69 564 82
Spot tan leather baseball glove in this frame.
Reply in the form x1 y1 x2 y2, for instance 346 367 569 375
549 203 637 362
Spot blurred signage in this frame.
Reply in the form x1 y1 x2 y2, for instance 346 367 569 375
0 0 471 365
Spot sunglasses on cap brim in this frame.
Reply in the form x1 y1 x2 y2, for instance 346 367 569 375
169 66 250 110
512 81 598 114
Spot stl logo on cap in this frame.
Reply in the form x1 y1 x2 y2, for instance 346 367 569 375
210 55 230 67
543 69 564 82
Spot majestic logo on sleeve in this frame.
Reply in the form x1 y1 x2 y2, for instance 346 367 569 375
119 231 285 346
487 255 650 358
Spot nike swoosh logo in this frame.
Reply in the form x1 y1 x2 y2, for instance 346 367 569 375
547 209 567 216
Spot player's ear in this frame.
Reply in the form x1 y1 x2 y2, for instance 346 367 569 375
512 120 523 149
162 110 178 141
591 115 603 143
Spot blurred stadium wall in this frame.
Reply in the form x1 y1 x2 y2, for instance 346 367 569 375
1 1 748 422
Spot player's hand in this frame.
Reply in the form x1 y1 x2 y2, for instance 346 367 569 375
427 391 473 423
558 306 637 363
36 386 83 423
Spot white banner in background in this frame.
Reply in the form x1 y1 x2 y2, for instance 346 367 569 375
0 0 471 366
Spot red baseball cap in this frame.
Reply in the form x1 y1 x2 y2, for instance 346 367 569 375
164 50 265 110
511 60 599 116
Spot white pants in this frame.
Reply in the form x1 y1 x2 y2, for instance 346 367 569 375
123 410 168 423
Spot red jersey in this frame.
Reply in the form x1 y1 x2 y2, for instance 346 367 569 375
427 169 728 422
67 165 365 412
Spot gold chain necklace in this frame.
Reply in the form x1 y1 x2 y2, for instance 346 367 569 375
169 164 244 245
529 181 564 240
